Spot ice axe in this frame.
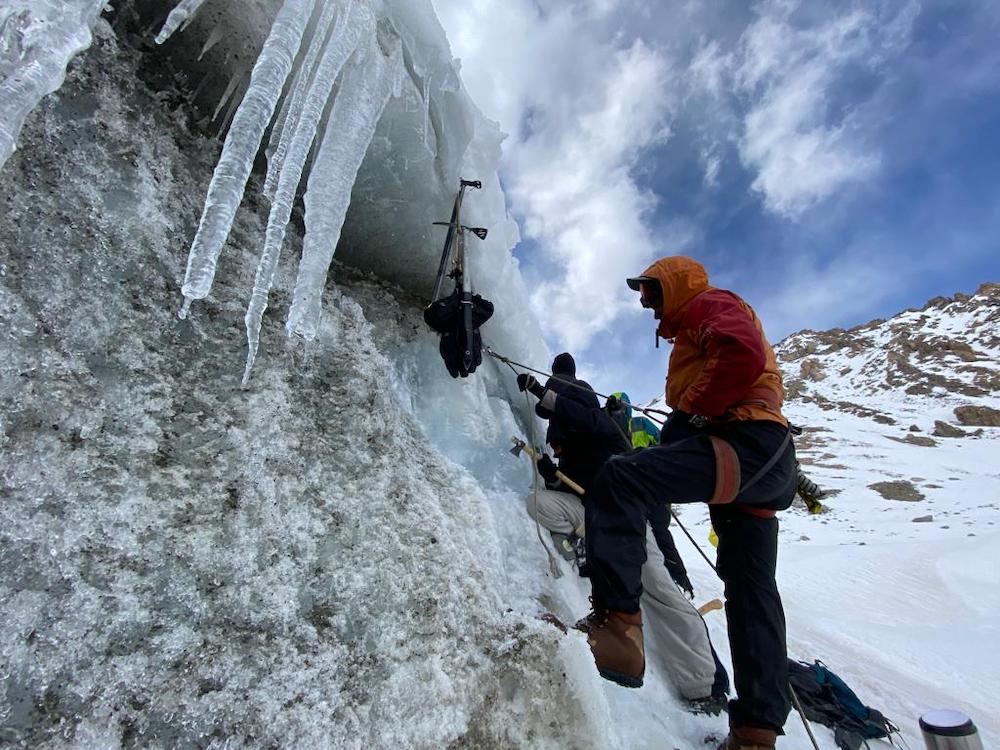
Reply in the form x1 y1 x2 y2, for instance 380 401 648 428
510 437 587 496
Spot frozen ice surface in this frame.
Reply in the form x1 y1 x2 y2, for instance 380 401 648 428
2 3 999 748
154 0 211 45
180 0 314 309
0 28 618 745
0 0 107 169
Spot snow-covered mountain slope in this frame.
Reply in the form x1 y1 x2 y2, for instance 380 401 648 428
643 285 1000 747
773 285 1000 747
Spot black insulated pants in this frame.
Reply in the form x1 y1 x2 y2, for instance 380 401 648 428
584 420 795 731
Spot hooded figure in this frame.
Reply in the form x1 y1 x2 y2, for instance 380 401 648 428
564 256 797 750
606 391 661 449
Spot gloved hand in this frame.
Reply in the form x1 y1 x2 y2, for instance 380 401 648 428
516 373 546 399
606 394 620 412
536 454 559 482
674 573 695 600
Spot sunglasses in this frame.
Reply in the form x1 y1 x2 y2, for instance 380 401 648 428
639 282 662 309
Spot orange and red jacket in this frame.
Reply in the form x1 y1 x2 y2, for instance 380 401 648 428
638 256 787 426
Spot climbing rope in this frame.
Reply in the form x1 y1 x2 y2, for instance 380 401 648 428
487 346 819 748
484 347 670 426
493 354 563 579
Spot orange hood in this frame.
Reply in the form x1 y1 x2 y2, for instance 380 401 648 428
638 256 712 339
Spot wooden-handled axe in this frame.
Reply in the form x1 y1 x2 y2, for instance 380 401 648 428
510 437 587 496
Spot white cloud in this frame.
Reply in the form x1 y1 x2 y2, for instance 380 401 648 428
431 0 677 352
430 0 922 354
730 1 918 217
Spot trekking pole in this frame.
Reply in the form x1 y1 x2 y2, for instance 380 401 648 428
790 685 822 750
429 179 481 303
669 509 719 575
483 347 670 425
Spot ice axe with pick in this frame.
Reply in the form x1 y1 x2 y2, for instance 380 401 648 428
510 437 587 496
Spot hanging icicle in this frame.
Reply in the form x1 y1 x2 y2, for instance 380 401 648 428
0 0 107 169
243 0 371 384
179 0 315 320
263 0 345 199
155 0 210 45
285 27 403 341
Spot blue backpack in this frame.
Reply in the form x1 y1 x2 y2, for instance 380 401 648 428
787 660 900 750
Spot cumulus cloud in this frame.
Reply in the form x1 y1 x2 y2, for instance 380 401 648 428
432 0 922 356
432 0 676 350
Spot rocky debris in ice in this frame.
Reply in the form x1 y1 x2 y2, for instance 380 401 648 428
869 481 926 502
933 420 966 438
912 515 934 523
954 404 1000 427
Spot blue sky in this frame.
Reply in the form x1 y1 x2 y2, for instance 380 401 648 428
431 0 1000 402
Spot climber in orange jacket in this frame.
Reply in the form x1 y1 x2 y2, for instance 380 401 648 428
536 256 797 749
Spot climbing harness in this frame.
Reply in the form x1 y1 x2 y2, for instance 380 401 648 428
423 179 494 378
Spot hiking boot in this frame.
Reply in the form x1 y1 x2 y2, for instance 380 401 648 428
573 609 601 634
686 692 728 716
716 726 777 750
550 532 576 562
584 610 644 688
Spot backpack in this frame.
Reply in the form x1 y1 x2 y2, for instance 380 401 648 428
787 659 900 750
422 290 494 378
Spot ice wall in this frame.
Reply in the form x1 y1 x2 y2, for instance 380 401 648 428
0 25 612 748
146 0 550 389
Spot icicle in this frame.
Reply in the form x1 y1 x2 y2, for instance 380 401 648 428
155 0 210 45
211 64 247 122
198 23 225 61
263 0 344 199
242 0 370 384
285 30 403 341
0 0 107 169
421 73 431 151
179 0 315 313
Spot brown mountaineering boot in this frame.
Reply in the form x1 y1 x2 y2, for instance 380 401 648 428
573 609 601 634
717 726 777 750
584 610 644 688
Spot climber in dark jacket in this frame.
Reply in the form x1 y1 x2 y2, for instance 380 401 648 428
530 352 627 495
518 352 730 709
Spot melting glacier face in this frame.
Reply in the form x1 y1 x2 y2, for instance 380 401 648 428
156 0 549 390
0 19 625 748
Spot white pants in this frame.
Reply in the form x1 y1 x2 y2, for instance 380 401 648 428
526 487 717 699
